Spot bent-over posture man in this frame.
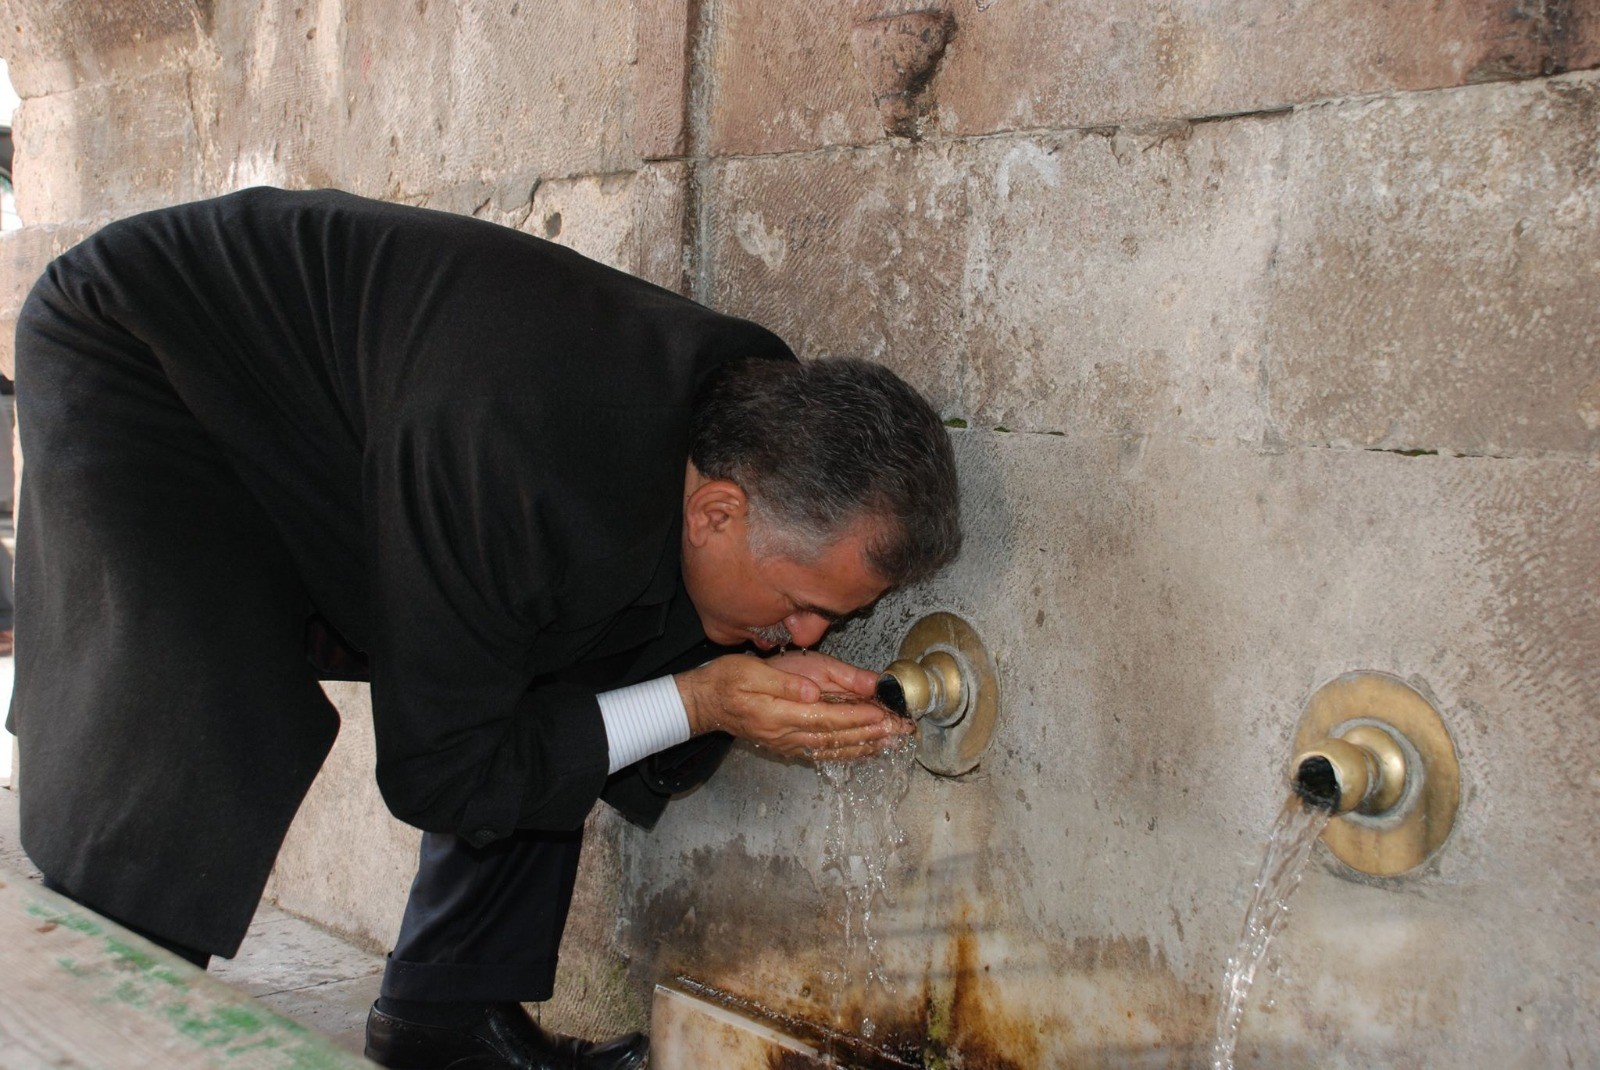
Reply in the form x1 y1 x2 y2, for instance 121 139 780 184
9 188 960 1070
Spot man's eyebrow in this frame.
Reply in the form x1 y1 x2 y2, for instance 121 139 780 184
795 601 849 624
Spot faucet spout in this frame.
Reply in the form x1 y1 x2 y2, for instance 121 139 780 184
1291 725 1407 815
1289 672 1461 877
874 613 1000 777
876 652 966 726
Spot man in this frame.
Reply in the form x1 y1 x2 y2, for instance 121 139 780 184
9 188 960 1069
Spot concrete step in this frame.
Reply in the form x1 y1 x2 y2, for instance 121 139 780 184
0 783 384 1058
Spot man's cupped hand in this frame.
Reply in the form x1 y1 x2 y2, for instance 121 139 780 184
674 651 913 762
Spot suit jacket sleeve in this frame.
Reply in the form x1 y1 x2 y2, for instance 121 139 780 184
361 394 680 842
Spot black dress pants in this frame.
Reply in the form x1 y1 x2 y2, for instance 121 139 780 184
380 827 585 1003
374 731 736 1005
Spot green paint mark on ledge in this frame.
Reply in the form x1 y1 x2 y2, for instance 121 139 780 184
21 890 366 1068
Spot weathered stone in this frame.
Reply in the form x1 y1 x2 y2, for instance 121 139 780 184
10 68 202 225
0 221 89 317
337 0 638 194
1266 72 1600 455
196 1 349 196
959 116 1281 443
706 0 1600 155
0 0 207 96
938 0 1600 137
634 0 692 159
701 142 970 415
634 160 690 292
702 115 1281 443
265 683 417 956
705 0 880 157
621 429 1600 1067
849 9 955 139
518 172 641 271
0 221 95 377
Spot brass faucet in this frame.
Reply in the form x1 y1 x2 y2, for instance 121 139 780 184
1291 725 1408 814
872 612 999 777
875 650 967 726
1288 673 1461 876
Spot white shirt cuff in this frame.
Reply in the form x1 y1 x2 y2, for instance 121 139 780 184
597 675 693 774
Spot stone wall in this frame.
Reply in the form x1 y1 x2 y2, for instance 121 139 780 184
0 1 1595 1066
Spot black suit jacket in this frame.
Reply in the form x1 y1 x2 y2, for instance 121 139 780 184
37 186 793 842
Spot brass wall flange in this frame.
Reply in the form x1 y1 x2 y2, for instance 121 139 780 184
1291 672 1461 877
880 612 999 777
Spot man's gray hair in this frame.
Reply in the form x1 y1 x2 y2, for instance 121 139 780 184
689 357 961 587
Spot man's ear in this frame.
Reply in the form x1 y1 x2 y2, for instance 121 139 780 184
684 477 749 547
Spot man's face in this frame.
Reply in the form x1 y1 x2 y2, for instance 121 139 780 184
680 470 889 650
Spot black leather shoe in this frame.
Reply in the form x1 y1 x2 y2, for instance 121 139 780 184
364 1001 649 1069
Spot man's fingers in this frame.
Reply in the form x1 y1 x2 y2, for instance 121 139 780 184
804 722 897 750
770 698 891 735
696 655 914 754
809 744 879 762
763 651 879 696
822 664 881 696
740 658 822 704
762 715 915 756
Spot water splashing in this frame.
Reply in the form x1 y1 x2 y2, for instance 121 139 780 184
813 730 918 1038
1210 793 1332 1070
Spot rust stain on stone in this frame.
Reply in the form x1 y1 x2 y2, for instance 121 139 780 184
642 841 1209 1067
850 9 956 139
766 1053 828 1070
1467 0 1600 82
921 911 1034 1070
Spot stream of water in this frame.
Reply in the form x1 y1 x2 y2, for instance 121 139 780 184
1209 793 1333 1070
813 731 919 1043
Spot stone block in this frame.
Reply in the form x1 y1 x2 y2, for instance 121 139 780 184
633 160 690 292
634 0 692 160
338 0 637 195
701 143 971 415
958 116 1281 442
197 1 351 196
703 0 1600 155
938 0 1600 137
649 984 828 1069
396 165 687 295
265 683 417 953
518 172 643 273
1266 73 1600 455
702 117 1281 443
619 429 1600 1066
10 69 202 226
704 0 881 156
0 0 206 96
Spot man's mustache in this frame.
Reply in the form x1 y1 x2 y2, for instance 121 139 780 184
750 622 793 647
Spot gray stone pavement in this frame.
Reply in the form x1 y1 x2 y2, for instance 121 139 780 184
0 779 385 1057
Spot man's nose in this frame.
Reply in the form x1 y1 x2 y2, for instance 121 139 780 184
784 613 829 648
